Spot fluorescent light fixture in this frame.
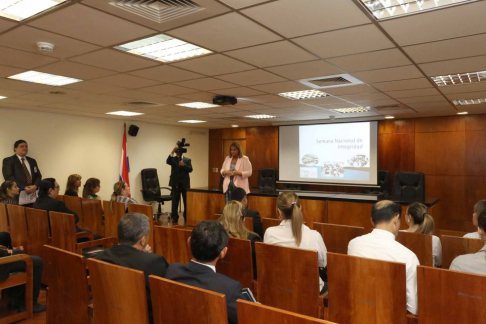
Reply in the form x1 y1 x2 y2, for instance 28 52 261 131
0 0 67 21
431 71 486 87
231 125 239 128
178 120 206 123
385 115 395 119
0 96 7 100
176 102 220 109
359 0 475 20
106 111 144 117
457 112 468 115
245 114 276 119
453 98 486 106
8 71 82 86
277 89 329 100
114 34 212 63
331 107 370 114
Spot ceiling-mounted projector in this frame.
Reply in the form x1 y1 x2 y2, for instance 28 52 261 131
213 95 237 106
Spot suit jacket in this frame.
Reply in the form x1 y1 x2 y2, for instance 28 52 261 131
166 155 192 190
33 196 79 225
221 156 252 194
243 209 263 238
2 155 42 190
166 261 244 324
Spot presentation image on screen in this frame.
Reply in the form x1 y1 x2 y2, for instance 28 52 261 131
279 121 378 186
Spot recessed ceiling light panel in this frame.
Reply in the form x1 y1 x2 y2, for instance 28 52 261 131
431 71 486 87
176 102 220 109
453 98 486 106
8 71 82 86
457 111 468 115
115 34 212 63
0 96 7 100
277 90 329 100
0 0 67 21
359 0 475 20
385 115 395 119
245 114 276 119
106 111 145 116
179 120 206 123
331 107 370 114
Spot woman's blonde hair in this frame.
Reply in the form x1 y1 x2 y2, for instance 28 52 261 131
276 191 303 246
110 181 126 212
474 200 486 215
65 174 81 193
219 201 249 239
406 202 435 234
228 142 243 158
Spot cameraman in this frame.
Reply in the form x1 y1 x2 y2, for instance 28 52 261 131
166 145 193 224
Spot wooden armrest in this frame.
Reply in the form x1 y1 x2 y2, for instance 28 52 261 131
0 245 7 249
88 304 94 318
0 254 33 267
77 237 117 251
319 291 329 320
406 313 418 324
76 232 94 241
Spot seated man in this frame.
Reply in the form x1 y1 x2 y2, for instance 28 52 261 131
95 213 168 323
450 209 486 275
166 220 245 324
348 200 419 315
228 187 263 238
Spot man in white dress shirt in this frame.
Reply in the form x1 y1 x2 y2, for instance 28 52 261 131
348 200 419 315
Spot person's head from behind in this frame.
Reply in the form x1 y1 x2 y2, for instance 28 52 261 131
39 178 60 198
14 140 28 157
112 181 130 200
371 200 402 237
220 201 248 239
276 191 303 246
118 213 150 250
230 187 247 208
83 178 101 198
190 220 228 264
66 174 82 193
229 142 243 158
472 200 486 227
0 181 19 200
477 209 486 243
406 202 435 234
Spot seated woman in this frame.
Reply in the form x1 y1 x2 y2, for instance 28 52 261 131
450 209 486 275
264 191 327 293
65 174 82 197
0 181 19 205
219 200 261 279
464 200 486 239
403 202 442 267
111 181 138 211
83 178 102 200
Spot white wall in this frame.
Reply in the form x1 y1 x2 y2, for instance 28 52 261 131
0 108 208 213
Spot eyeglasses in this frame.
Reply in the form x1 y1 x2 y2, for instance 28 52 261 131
54 186 60 190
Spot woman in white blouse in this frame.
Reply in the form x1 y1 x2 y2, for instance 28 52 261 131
264 191 327 292
404 202 442 267
463 200 486 239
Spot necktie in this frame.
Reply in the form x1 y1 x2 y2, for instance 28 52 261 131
21 158 33 186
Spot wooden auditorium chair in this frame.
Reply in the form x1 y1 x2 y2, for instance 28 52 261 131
396 231 434 267
149 276 228 324
0 202 9 232
128 203 155 247
6 205 29 252
441 235 484 269
63 195 85 228
261 218 281 235
55 194 64 202
103 201 125 240
216 237 255 292
313 222 365 254
153 225 192 264
81 198 104 237
244 217 254 232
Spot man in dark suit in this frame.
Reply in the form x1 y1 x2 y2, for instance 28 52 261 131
166 145 193 224
2 139 42 197
95 213 168 323
230 187 264 238
166 220 245 324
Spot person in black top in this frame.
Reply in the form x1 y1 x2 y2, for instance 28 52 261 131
230 187 264 238
166 146 193 224
95 212 168 323
64 174 82 197
0 180 20 205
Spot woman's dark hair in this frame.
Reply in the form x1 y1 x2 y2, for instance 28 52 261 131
406 202 435 234
65 174 81 194
478 209 486 233
0 181 16 200
228 142 243 158
83 178 100 198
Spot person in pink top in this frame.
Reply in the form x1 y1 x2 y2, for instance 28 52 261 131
220 142 252 202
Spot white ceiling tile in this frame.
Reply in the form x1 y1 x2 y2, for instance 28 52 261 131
64 81 128 94
0 88 28 98
172 55 254 76
372 78 434 91
92 74 161 89
174 78 238 91
353 66 424 83
129 66 203 83
293 24 395 58
0 17 17 32
214 87 266 97
250 81 311 93
220 0 271 9
241 95 288 103
385 88 441 99
419 55 486 76
37 61 117 80
338 92 391 102
242 0 371 38
445 91 486 100
406 101 453 109
175 92 216 101
0 79 55 92
438 82 486 95
398 95 448 104
327 48 412 73
265 60 342 80
70 49 159 72
141 84 197 96
0 65 25 78
15 92 70 104
28 4 156 46
168 12 281 52
215 69 286 86
324 84 379 96
0 46 58 69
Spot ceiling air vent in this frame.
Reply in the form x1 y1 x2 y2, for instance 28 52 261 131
126 101 164 107
374 104 407 112
298 74 363 89
109 0 205 24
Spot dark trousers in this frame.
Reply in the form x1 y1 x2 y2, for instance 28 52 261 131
7 254 43 306
171 183 187 222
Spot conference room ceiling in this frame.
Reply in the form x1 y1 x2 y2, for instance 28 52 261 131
1 0 486 128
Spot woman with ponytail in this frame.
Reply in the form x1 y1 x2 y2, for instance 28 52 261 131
264 191 327 292
404 202 442 267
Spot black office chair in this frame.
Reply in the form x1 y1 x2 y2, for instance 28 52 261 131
140 168 172 217
362 170 390 194
258 168 277 191
393 171 425 202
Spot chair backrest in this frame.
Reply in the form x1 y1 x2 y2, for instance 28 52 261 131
81 198 104 236
141 168 161 201
378 170 390 194
255 242 320 317
103 200 125 239
417 265 486 323
149 276 228 324
244 217 254 232
262 218 281 235
313 222 365 254
128 204 155 247
44 245 90 324
396 231 433 267
6 204 29 250
441 235 484 269
258 168 277 191
216 237 254 289
24 208 49 257
327 252 407 324
49 211 77 253
55 194 65 202
87 258 149 324
153 226 192 264
237 300 334 324
64 196 84 228
0 202 8 232
393 171 425 201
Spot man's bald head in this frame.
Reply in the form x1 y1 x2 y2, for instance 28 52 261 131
372 200 401 225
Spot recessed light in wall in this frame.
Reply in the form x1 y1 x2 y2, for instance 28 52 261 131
431 71 486 87
457 112 468 115
0 0 67 21
330 107 370 114
8 71 82 86
0 96 7 100
106 111 144 117
385 115 395 119
114 34 212 63
359 0 475 20
277 89 329 100
245 114 276 119
232 125 239 128
453 98 486 105
178 120 206 123
176 102 220 109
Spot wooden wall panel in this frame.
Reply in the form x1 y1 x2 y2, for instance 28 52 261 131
465 131 486 176
248 196 278 219
246 137 278 188
208 139 224 188
435 131 465 175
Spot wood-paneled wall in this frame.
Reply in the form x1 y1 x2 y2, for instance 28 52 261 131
209 115 486 232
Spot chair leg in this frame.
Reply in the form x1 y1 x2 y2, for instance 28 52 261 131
157 202 162 218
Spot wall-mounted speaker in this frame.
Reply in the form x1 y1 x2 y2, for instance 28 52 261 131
128 125 139 137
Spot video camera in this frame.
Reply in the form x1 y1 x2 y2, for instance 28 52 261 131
176 138 190 154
